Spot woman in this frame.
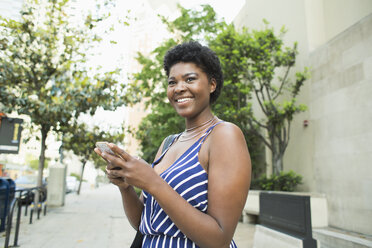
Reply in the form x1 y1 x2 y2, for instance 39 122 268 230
95 41 251 248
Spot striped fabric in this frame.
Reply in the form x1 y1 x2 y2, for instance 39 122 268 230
139 122 238 248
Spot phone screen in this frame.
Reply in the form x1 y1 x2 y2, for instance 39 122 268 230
96 142 116 155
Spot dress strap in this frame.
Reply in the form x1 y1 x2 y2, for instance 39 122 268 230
197 121 224 149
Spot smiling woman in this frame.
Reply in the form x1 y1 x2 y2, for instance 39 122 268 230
95 41 251 248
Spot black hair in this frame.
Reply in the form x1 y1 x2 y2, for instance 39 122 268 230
163 41 223 104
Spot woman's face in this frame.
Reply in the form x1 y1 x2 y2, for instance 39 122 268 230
167 62 216 119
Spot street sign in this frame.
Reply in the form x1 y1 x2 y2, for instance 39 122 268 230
0 117 23 154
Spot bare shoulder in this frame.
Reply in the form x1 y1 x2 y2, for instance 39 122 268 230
207 121 250 166
210 121 246 144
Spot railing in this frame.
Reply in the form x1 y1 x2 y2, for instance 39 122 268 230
3 187 47 248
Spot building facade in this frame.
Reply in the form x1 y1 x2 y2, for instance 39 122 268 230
234 0 372 240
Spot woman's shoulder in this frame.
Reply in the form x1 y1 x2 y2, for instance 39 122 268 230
211 120 245 143
214 120 243 135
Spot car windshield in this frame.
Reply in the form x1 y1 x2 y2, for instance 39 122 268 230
15 175 37 184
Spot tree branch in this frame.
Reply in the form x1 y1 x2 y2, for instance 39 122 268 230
273 65 290 100
251 117 268 129
283 119 291 153
263 80 279 116
247 119 273 150
254 83 269 116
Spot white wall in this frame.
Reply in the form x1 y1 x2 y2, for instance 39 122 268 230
308 14 372 235
234 0 372 235
304 0 372 51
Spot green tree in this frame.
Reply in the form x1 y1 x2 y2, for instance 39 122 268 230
240 24 309 176
211 22 309 176
62 123 124 194
208 24 266 177
0 0 127 198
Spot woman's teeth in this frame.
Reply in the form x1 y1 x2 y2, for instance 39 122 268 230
177 98 192 103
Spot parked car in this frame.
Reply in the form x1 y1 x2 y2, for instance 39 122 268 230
66 176 78 193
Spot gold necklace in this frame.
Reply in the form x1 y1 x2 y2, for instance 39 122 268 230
178 116 216 142
185 116 215 132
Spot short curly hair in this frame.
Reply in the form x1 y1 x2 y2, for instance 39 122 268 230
163 41 223 104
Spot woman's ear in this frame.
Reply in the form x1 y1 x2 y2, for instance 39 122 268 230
210 78 217 93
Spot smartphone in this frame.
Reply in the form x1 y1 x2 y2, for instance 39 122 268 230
95 142 117 156
96 142 121 171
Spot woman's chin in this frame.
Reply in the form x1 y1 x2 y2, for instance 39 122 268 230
174 109 194 119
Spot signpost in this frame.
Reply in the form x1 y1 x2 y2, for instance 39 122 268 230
0 116 24 154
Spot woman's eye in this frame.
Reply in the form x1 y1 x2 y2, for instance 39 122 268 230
168 81 176 85
186 77 195 83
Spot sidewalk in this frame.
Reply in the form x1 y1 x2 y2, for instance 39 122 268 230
1 183 255 248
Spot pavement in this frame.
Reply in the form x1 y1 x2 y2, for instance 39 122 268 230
1 183 255 248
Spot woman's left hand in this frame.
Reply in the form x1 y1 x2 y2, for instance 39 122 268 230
100 143 158 191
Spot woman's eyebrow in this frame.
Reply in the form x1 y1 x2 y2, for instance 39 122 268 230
182 72 198 78
168 72 198 80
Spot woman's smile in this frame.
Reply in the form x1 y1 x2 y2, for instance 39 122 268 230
175 97 194 106
175 97 193 103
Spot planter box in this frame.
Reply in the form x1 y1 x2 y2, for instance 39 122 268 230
243 190 328 228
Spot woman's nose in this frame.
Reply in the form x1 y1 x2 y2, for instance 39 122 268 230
174 81 187 92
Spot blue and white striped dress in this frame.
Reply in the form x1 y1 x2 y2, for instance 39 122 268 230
139 122 238 247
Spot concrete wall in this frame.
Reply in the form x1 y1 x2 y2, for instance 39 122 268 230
305 0 372 51
309 14 372 235
234 0 372 236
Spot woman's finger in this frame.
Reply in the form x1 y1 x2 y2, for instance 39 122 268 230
109 177 127 186
101 151 125 169
106 161 121 170
108 143 132 161
94 148 109 163
107 174 122 180
106 168 122 178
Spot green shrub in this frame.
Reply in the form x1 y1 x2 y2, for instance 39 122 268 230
255 170 303 192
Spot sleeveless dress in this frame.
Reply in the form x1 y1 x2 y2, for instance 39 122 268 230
139 122 238 248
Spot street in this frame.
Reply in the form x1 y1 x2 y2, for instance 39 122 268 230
1 183 255 248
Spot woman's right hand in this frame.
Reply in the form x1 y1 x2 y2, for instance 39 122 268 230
94 147 131 190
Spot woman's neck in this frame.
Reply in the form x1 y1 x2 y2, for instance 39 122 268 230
184 107 215 130
185 115 215 132
179 114 217 142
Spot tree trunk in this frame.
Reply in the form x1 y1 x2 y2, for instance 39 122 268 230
36 125 49 205
271 136 284 176
272 152 283 176
77 160 86 195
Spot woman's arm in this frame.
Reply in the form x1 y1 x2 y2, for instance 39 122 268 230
117 185 144 230
94 137 168 230
105 122 251 247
